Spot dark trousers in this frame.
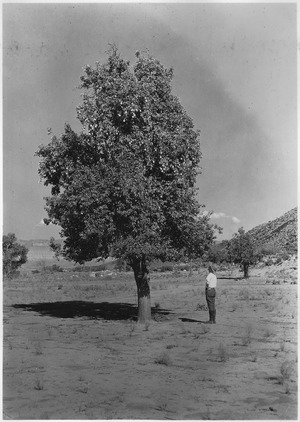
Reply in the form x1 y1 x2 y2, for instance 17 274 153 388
206 287 216 311
206 288 216 323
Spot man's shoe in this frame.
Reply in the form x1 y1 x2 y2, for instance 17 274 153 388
206 311 213 323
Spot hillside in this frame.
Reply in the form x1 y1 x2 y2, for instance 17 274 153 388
247 207 297 254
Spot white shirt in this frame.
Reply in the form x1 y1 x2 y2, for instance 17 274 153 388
206 273 217 288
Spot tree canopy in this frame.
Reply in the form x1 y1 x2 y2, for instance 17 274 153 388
3 233 28 277
36 47 219 266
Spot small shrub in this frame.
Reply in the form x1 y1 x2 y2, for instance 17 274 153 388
49 264 63 273
77 384 89 394
242 324 253 346
166 344 177 350
250 350 258 362
180 324 191 335
277 360 294 385
154 302 160 309
154 351 172 366
156 400 168 411
200 324 210 334
263 327 275 338
268 304 275 312
264 288 272 296
230 302 238 312
265 259 274 266
239 288 249 301
217 342 229 362
129 323 136 337
34 379 44 391
195 303 207 311
159 264 173 272
35 344 43 355
280 342 285 352
279 251 290 261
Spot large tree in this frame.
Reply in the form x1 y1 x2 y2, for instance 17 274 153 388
228 227 256 278
36 47 220 322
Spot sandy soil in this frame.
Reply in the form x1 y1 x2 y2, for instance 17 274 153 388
3 260 298 420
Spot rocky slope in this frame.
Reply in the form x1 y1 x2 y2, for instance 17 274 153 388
247 207 297 254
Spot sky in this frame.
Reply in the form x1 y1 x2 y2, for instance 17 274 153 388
2 1 297 242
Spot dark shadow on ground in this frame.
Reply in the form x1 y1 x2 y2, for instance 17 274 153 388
12 301 172 321
217 276 244 280
179 317 207 323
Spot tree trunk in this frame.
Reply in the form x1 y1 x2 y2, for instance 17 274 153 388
243 262 249 278
132 257 151 323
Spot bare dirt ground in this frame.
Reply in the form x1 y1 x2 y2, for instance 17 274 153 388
3 260 298 420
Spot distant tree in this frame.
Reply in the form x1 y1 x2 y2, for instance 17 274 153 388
36 46 220 322
49 237 62 261
228 227 256 278
3 233 28 277
207 240 230 264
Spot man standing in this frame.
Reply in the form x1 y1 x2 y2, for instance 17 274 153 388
205 266 217 324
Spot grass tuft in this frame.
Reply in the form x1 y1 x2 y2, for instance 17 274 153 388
154 351 172 366
34 378 44 391
277 360 294 385
250 351 258 362
242 324 253 346
239 288 250 301
280 342 285 352
263 327 275 338
217 342 229 362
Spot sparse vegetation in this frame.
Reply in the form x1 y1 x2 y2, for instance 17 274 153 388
263 327 275 338
277 360 294 392
242 324 253 346
199 324 210 334
230 302 238 312
35 343 43 356
129 323 136 337
154 351 172 366
166 344 177 350
280 342 285 352
34 378 44 391
3 248 298 419
239 288 250 301
264 288 272 296
217 342 229 362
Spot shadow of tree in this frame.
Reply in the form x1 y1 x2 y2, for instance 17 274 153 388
218 276 244 280
12 301 171 321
